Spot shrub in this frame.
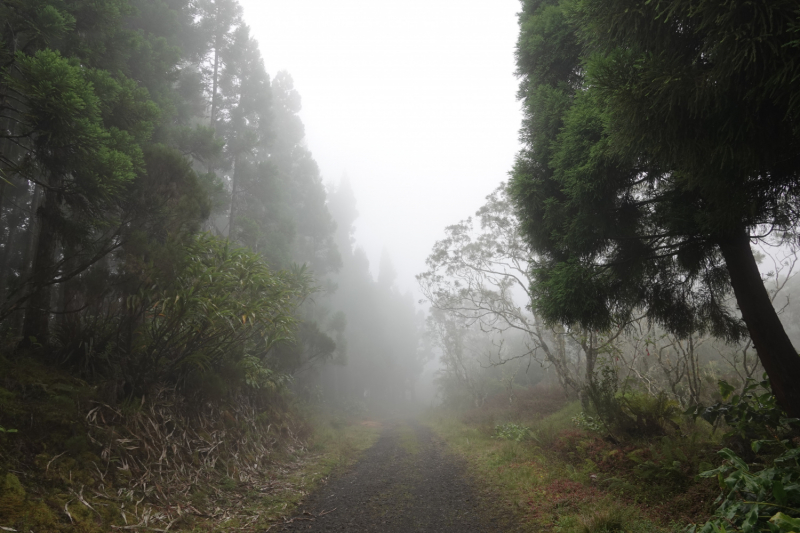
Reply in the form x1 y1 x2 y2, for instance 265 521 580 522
572 412 603 433
584 364 680 439
54 234 315 401
687 379 800 533
492 422 536 442
689 445 800 533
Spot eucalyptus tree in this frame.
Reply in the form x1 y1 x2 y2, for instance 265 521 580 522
510 0 800 415
426 307 490 407
418 183 627 394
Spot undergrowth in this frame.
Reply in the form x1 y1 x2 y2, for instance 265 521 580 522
0 355 379 532
424 383 721 533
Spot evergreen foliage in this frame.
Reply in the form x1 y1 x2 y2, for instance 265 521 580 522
0 0 344 405
0 0 422 422
510 0 800 416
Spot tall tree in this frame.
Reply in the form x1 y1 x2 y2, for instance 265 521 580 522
0 0 212 346
194 0 242 137
216 24 271 239
510 0 800 415
418 183 625 394
2 50 154 345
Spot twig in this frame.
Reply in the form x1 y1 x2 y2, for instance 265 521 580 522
72 485 100 515
64 499 74 524
46 451 67 474
110 526 175 532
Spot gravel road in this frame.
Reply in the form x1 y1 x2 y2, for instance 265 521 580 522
275 420 525 533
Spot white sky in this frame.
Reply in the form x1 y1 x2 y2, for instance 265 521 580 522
239 0 523 296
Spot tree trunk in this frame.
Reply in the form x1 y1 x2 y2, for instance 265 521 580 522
207 41 220 175
718 229 800 418
0 218 17 307
22 184 42 275
21 183 60 346
210 45 220 130
228 153 239 238
0 179 10 306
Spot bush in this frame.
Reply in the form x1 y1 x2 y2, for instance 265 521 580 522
584 364 680 439
54 234 315 401
492 422 536 442
688 380 800 533
689 445 800 533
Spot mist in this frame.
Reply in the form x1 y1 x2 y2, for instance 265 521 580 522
239 0 522 294
3 0 799 530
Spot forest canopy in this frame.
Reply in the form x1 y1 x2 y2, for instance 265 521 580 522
0 0 424 410
509 0 800 415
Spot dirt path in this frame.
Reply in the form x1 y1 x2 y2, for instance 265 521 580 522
275 420 525 532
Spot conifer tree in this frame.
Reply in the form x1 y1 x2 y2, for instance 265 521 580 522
510 0 800 415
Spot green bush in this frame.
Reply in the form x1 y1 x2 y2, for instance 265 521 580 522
687 380 800 533
572 411 603 432
689 445 800 533
692 378 790 442
584 364 679 438
53 234 315 401
492 422 536 442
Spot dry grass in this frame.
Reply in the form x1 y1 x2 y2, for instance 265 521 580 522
0 369 379 533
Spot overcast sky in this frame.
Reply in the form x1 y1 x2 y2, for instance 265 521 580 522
238 0 522 296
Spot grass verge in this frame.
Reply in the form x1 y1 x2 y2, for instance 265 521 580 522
424 386 719 533
173 414 381 532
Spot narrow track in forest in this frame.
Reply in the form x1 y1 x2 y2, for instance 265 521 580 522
275 420 527 532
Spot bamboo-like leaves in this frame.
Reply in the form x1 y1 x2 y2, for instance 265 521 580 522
129 233 315 393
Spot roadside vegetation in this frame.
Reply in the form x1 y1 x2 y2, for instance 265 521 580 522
419 181 800 533
426 386 710 532
425 379 799 533
0 353 380 532
418 0 800 530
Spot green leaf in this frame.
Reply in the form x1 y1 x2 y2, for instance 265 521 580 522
718 448 749 471
719 381 736 401
772 480 788 507
769 512 800 532
742 507 759 533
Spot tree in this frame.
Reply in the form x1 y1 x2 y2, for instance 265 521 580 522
317 178 425 409
2 50 153 345
426 307 490 408
510 0 800 416
216 24 271 239
268 71 339 275
194 0 242 139
418 182 627 394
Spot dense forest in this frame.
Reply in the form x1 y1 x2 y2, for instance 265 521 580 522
0 0 426 530
0 0 426 404
1 0 800 532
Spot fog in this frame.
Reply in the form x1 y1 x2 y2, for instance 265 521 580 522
0 0 528 420
238 0 522 294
